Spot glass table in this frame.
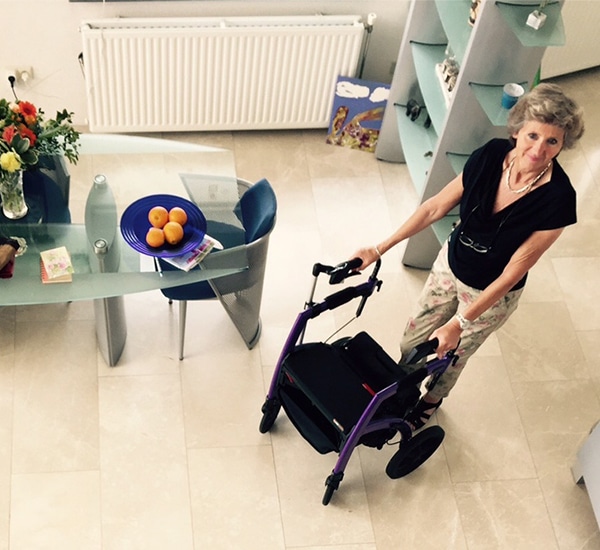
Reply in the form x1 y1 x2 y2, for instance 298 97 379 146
0 134 249 365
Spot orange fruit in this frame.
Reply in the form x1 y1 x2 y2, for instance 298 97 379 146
148 206 169 228
163 221 184 245
169 206 188 226
145 227 165 248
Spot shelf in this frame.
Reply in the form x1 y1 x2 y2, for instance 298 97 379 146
433 214 459 244
435 0 473 65
495 1 565 47
395 103 438 196
411 41 449 133
469 81 528 127
446 152 470 175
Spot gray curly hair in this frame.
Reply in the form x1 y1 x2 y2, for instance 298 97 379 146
507 82 585 150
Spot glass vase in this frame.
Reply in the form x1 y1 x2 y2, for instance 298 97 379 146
0 170 28 219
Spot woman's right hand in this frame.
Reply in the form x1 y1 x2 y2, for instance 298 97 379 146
350 246 380 271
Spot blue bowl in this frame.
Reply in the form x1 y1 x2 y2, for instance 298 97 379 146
120 194 207 257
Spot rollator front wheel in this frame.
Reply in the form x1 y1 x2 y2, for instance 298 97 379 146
385 425 445 479
259 398 281 433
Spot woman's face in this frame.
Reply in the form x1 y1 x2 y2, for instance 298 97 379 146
512 119 565 171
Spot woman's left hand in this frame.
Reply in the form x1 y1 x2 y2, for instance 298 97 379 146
430 319 462 359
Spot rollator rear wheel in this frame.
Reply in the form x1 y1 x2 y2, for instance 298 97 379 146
259 398 281 433
385 426 445 479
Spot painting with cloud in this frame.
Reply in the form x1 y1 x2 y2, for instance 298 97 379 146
326 76 390 153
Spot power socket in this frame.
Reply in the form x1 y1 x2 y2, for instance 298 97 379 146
16 66 34 83
2 67 34 86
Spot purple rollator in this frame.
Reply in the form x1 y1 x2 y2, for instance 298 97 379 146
259 258 458 505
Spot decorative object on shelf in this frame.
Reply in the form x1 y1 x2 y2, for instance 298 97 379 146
326 76 390 153
404 99 431 128
526 0 548 30
501 83 525 109
441 46 460 94
468 0 482 26
0 98 80 219
0 169 27 219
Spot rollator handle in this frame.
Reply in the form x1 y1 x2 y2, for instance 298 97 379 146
328 258 363 284
404 338 440 364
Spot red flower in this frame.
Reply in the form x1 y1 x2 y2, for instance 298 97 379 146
18 124 37 146
1 125 17 145
18 101 37 126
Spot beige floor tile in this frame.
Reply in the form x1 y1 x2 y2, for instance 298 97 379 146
577 330 600 399
12 320 99 474
519 256 565 303
233 130 312 185
360 443 468 549
498 301 588 383
440 356 537 483
180 341 267 449
188 446 285 549
99 374 194 550
270 418 375 547
514 380 600 547
10 471 101 550
553 257 600 331
455 479 559 550
0 358 13 550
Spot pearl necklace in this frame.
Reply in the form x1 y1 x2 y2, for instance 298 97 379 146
506 158 552 195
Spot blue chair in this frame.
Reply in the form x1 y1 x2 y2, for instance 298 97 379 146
159 178 277 359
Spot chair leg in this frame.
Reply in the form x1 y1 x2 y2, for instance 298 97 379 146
178 300 187 360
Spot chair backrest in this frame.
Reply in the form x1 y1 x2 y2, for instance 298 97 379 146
239 178 277 243
38 154 71 205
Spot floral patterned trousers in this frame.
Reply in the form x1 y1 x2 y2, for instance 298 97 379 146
400 242 523 400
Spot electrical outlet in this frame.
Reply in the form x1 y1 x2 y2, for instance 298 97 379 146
16 67 34 83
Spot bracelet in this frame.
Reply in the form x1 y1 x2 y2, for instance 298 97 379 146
374 245 382 259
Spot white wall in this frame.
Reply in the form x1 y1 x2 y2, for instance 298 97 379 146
0 0 410 128
1 0 595 130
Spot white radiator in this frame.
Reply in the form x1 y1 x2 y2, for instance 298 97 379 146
80 16 367 133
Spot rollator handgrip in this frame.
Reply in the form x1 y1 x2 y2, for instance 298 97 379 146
404 338 440 364
328 258 363 284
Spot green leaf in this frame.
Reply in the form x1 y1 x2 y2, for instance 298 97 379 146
12 134 31 155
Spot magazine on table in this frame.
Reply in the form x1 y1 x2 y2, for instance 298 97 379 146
161 234 222 272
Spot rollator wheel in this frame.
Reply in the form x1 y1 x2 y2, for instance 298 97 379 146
322 472 344 506
322 484 335 506
385 425 445 479
259 398 281 433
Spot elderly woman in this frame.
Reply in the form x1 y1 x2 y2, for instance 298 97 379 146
352 83 585 429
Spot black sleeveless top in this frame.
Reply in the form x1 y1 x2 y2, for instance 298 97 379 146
448 139 576 291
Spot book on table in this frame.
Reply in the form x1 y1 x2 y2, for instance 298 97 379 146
40 246 74 284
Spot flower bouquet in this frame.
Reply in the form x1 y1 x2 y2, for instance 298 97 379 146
0 98 80 218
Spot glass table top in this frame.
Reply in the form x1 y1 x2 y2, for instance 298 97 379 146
0 135 249 306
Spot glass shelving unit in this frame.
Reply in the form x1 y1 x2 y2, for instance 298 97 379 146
495 1 565 47
411 42 449 133
395 104 438 196
446 151 470 176
435 0 473 65
469 81 528 126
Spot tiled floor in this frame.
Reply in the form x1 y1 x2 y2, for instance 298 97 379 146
2 67 600 549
